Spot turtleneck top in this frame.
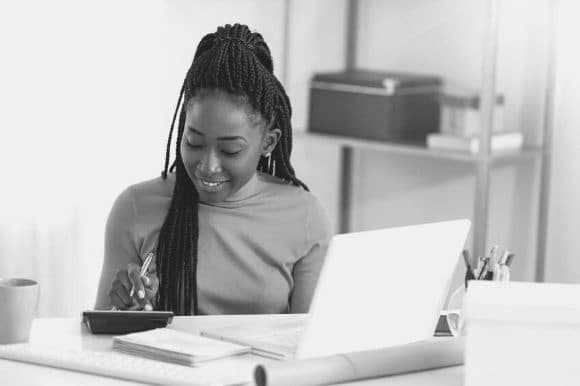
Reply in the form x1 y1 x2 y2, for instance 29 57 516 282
94 172 332 314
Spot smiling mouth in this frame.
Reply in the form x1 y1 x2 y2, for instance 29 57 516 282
197 177 229 189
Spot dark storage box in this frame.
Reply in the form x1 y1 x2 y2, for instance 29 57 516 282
307 70 443 144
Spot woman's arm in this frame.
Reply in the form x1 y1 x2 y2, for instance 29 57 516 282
94 186 140 309
289 199 332 313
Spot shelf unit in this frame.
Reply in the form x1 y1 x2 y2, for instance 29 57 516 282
304 0 555 280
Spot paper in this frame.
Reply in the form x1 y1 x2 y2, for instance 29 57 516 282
254 337 464 386
200 314 308 360
113 327 251 365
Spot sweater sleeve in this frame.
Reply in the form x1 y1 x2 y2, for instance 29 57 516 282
94 186 140 309
289 198 332 313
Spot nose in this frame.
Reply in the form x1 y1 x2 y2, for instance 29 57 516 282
197 148 222 175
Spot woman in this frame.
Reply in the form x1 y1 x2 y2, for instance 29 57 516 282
95 24 331 315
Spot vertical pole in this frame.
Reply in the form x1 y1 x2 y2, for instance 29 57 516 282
345 0 359 71
339 0 359 233
339 147 354 233
535 0 557 282
281 0 292 86
473 0 500 257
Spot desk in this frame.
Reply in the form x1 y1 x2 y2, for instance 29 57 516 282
0 316 463 385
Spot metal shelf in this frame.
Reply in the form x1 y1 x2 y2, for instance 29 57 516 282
294 131 545 165
298 0 554 276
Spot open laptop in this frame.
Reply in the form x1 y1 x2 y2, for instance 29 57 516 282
201 219 471 359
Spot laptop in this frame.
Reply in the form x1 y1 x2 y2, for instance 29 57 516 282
201 219 471 359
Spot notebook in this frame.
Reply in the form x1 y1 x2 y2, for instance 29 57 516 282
201 219 471 359
112 327 251 366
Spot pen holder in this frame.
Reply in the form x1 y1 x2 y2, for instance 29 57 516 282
446 262 513 337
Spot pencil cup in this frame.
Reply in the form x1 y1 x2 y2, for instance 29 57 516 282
0 278 39 344
445 285 466 337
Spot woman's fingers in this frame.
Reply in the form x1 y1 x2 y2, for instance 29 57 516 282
127 302 143 311
110 292 130 310
111 281 132 306
127 263 145 300
110 262 158 311
143 273 159 310
143 273 159 291
117 270 132 292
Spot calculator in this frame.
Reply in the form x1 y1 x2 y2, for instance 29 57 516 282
82 310 174 334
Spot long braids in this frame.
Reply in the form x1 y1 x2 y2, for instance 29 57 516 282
155 24 307 315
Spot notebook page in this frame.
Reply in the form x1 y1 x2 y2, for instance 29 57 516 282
113 328 250 363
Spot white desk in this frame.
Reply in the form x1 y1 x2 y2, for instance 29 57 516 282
0 315 463 385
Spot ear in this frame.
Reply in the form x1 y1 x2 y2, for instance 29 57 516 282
261 127 281 157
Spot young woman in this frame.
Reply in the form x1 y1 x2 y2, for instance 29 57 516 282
95 24 331 315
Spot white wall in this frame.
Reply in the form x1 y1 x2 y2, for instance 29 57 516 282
0 0 346 316
545 0 580 283
0 0 167 316
0 0 289 316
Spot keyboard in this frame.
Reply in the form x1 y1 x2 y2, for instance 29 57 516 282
0 343 226 385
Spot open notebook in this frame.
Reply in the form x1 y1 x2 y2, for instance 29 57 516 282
201 314 307 360
202 219 470 360
113 327 251 366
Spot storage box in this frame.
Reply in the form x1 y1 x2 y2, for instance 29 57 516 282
463 281 580 386
308 70 442 144
439 90 505 136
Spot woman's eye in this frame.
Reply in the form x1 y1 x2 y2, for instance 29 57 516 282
221 149 242 156
186 141 203 149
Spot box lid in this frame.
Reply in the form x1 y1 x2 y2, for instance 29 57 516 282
311 70 442 95
464 281 580 325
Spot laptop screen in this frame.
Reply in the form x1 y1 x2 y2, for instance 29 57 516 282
296 219 470 358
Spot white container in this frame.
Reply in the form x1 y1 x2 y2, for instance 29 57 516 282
439 91 505 136
463 281 580 386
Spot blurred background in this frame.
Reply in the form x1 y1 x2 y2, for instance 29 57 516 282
0 0 577 317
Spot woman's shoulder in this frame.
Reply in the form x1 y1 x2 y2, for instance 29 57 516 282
128 173 175 200
112 173 175 215
257 172 321 206
256 173 329 228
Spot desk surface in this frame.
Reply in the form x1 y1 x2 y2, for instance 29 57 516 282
0 315 463 386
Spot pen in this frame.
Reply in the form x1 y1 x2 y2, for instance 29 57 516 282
505 253 515 267
489 245 499 259
488 245 500 267
462 250 476 281
129 252 154 298
499 264 511 281
499 252 515 281
477 257 489 280
492 262 501 281
474 256 484 278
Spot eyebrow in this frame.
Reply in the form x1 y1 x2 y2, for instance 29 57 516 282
188 127 248 142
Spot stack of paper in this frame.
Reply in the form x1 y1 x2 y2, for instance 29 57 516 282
113 328 251 366
426 131 523 153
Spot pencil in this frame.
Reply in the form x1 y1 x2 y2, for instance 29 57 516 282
129 252 154 298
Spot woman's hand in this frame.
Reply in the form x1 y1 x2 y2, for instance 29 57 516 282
109 262 159 311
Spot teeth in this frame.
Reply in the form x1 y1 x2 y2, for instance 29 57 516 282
201 179 223 187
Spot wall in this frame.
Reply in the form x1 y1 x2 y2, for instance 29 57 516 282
0 0 167 316
0 0 347 316
545 0 580 283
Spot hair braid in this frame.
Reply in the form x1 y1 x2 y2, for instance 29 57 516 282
156 24 308 315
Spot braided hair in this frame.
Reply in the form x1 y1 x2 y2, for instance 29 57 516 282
155 24 307 315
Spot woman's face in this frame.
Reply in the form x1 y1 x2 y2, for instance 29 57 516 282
180 91 279 204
